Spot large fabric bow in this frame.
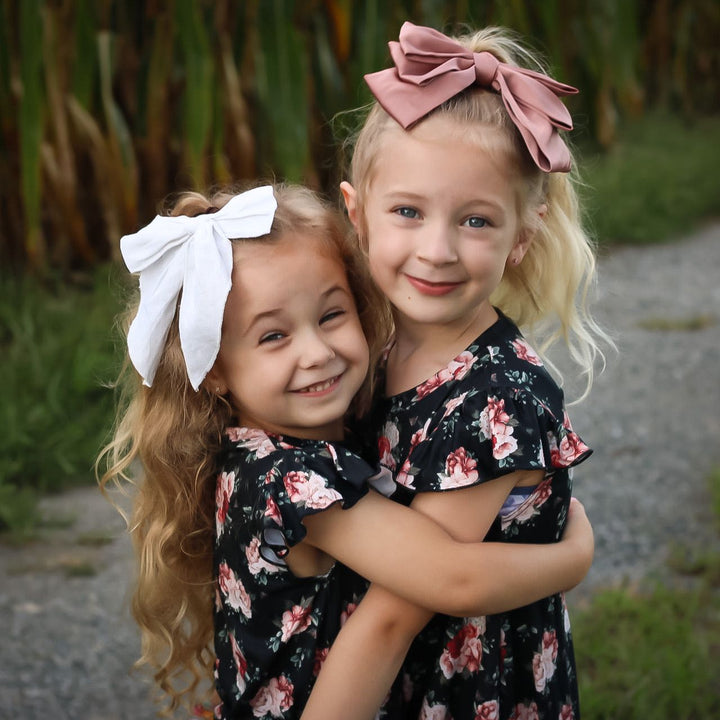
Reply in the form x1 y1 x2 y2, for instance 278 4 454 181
364 22 578 172
120 185 277 390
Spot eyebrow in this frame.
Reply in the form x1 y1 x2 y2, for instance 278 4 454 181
243 284 350 334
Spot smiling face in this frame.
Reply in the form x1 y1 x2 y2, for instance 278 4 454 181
208 234 369 441
345 114 537 344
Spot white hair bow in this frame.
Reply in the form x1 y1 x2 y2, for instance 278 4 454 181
120 185 277 391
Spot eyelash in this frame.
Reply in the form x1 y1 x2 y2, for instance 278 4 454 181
258 310 345 344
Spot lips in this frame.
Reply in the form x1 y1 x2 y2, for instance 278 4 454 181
405 274 462 296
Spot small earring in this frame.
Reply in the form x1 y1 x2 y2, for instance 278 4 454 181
512 257 520 266
215 386 221 393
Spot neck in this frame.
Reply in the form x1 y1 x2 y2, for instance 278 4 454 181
386 306 498 393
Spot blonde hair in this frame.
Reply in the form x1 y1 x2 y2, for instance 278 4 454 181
97 184 391 714
347 26 609 397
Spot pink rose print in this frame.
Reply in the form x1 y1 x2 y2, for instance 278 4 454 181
216 471 235 537
264 496 283 525
226 427 276 458
508 702 539 720
218 562 252 618
229 632 248 693
416 351 475 399
280 604 313 642
438 447 479 489
439 619 485 678
313 647 329 677
533 630 559 692
419 699 451 720
474 700 499 720
512 338 543 366
480 397 518 460
395 458 415 489
250 675 294 718
558 705 575 720
283 470 342 509
245 537 280 576
340 602 358 626
443 391 468 419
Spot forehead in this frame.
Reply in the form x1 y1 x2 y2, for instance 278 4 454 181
226 234 350 314
369 116 518 199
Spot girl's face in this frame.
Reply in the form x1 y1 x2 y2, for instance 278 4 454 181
344 115 538 341
208 235 369 441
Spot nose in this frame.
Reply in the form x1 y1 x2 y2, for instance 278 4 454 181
298 329 335 368
416 223 458 265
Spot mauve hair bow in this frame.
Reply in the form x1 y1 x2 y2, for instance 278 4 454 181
364 22 578 172
120 185 277 391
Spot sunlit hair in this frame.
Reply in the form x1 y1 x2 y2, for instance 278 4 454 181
346 26 610 398
97 183 391 714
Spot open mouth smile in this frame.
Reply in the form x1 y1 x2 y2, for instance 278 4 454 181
294 374 342 395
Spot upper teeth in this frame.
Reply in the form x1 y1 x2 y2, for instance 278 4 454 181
300 377 337 393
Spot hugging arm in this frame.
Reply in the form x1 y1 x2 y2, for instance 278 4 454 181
299 482 593 719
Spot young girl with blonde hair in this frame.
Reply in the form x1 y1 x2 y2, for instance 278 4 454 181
99 183 593 719
303 22 610 720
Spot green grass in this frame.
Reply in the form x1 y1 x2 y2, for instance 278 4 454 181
580 113 720 246
0 266 124 533
574 585 720 719
573 468 720 719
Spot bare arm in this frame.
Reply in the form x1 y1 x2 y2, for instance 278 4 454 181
303 472 592 616
301 496 592 720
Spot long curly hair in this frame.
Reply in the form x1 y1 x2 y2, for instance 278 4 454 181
97 183 391 713
346 26 611 398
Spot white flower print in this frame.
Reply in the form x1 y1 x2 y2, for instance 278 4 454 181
218 561 252 618
479 397 518 460
419 699 451 719
226 427 276 458
533 630 559 692
438 447 479 489
378 421 400 470
246 537 281 576
283 470 342 509
250 675 294 717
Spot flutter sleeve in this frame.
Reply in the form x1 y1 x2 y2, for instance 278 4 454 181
251 441 393 565
400 384 592 494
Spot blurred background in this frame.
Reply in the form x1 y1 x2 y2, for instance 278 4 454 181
0 1 719 716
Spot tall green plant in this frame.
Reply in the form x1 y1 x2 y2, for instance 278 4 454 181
19 0 45 271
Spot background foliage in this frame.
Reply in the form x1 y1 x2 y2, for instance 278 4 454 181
0 1 719 530
1 0 718 273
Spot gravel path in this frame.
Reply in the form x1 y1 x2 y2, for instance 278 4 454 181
1 223 719 718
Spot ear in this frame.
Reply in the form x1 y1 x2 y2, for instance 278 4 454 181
510 203 547 267
204 364 228 396
340 181 359 229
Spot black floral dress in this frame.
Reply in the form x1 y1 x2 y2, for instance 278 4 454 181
373 312 592 720
213 427 386 719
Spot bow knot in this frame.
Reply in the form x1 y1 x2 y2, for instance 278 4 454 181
365 22 578 172
120 185 277 390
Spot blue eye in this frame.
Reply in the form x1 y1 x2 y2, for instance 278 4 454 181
395 207 420 219
464 216 488 229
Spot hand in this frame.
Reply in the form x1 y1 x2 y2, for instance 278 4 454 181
562 497 594 587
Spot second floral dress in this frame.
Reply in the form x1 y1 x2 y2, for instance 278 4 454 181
374 312 592 720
